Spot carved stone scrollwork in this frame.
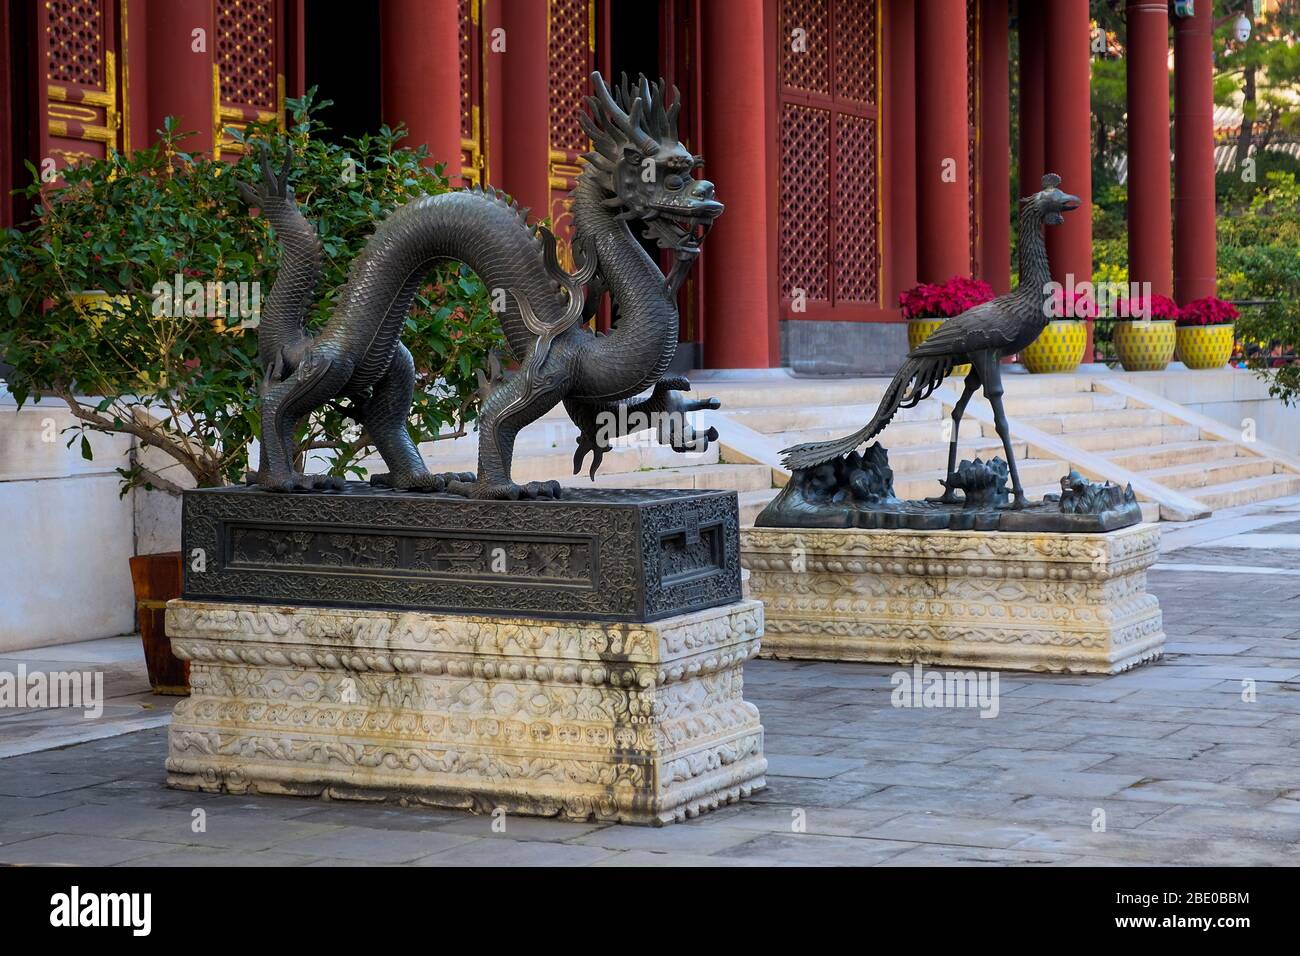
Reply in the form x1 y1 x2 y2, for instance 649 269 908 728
741 524 1165 674
165 598 767 825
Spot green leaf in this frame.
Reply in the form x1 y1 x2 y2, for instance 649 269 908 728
80 435 93 461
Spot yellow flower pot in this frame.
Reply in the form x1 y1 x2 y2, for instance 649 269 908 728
907 318 970 378
70 290 130 329
1022 319 1087 374
1114 319 1175 372
1176 324 1234 370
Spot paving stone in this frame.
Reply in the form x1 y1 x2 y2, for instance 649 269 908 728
985 769 1146 798
836 760 1001 790
858 812 1042 849
877 844 1079 866
571 823 762 855
273 826 478 863
590 850 778 867
994 796 1179 830
0 770 122 797
765 754 863 779
411 838 618 867
115 847 323 867
1116 778 1278 808
431 815 607 841
844 785 1025 817
711 832 916 866
951 748 1115 773
1137 805 1300 842
0 833 177 866
748 775 884 808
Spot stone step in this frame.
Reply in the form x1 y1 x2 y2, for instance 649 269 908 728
999 390 1128 415
739 488 779 526
1107 439 1241 471
775 417 975 450
995 371 1097 395
701 379 889 410
727 400 941 436
883 437 1034 475
1017 407 1166 435
1192 472 1300 511
566 462 773 493
1139 455 1277 491
1008 422 1199 452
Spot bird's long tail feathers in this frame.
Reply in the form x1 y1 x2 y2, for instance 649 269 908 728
780 355 952 470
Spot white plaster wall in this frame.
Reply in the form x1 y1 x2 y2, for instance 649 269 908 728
0 389 138 651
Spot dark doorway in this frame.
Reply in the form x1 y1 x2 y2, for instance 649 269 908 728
607 2 660 89
304 1 381 144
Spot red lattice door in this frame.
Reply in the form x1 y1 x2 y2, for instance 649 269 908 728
458 0 488 186
546 0 595 269
214 0 284 159
777 0 881 322
40 0 122 174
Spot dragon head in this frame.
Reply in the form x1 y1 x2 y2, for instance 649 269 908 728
578 71 724 257
1024 173 1080 227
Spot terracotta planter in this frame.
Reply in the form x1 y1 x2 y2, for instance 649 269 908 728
907 318 971 377
1114 319 1176 372
1022 319 1087 374
128 552 189 695
1176 323 1234 370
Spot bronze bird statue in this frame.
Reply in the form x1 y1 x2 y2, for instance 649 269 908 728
781 174 1080 508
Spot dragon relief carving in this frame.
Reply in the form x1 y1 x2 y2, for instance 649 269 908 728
239 72 722 499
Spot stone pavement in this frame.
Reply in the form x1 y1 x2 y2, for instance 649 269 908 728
2 496 1300 866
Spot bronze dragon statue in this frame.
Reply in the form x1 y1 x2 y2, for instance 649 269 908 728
238 72 723 499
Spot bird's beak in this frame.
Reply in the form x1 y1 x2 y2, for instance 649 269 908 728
1061 194 1081 212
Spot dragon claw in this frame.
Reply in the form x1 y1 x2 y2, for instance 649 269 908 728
255 471 342 493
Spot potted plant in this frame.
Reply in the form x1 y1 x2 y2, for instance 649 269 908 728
900 276 995 378
1113 293 1179 371
1176 296 1239 369
0 91 502 692
1023 288 1093 374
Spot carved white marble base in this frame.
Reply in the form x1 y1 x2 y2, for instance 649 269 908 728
164 600 766 826
741 524 1164 674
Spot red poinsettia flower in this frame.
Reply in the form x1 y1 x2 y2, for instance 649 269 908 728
1176 296 1239 328
899 276 995 320
1118 293 1179 321
1047 287 1097 320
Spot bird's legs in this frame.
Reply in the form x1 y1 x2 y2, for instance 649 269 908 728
978 357 1027 509
928 368 980 504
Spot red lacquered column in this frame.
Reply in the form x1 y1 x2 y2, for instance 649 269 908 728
1017 1 1044 211
884 0 918 304
980 0 1011 294
1043 0 1094 353
496 0 551 231
699 0 779 368
915 0 970 283
1127 1 1173 298
380 0 462 179
1173 2 1217 302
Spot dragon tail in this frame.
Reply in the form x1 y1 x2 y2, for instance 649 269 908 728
238 149 323 374
255 201 323 371
779 355 952 471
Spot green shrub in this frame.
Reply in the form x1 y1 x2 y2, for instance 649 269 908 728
0 90 502 492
